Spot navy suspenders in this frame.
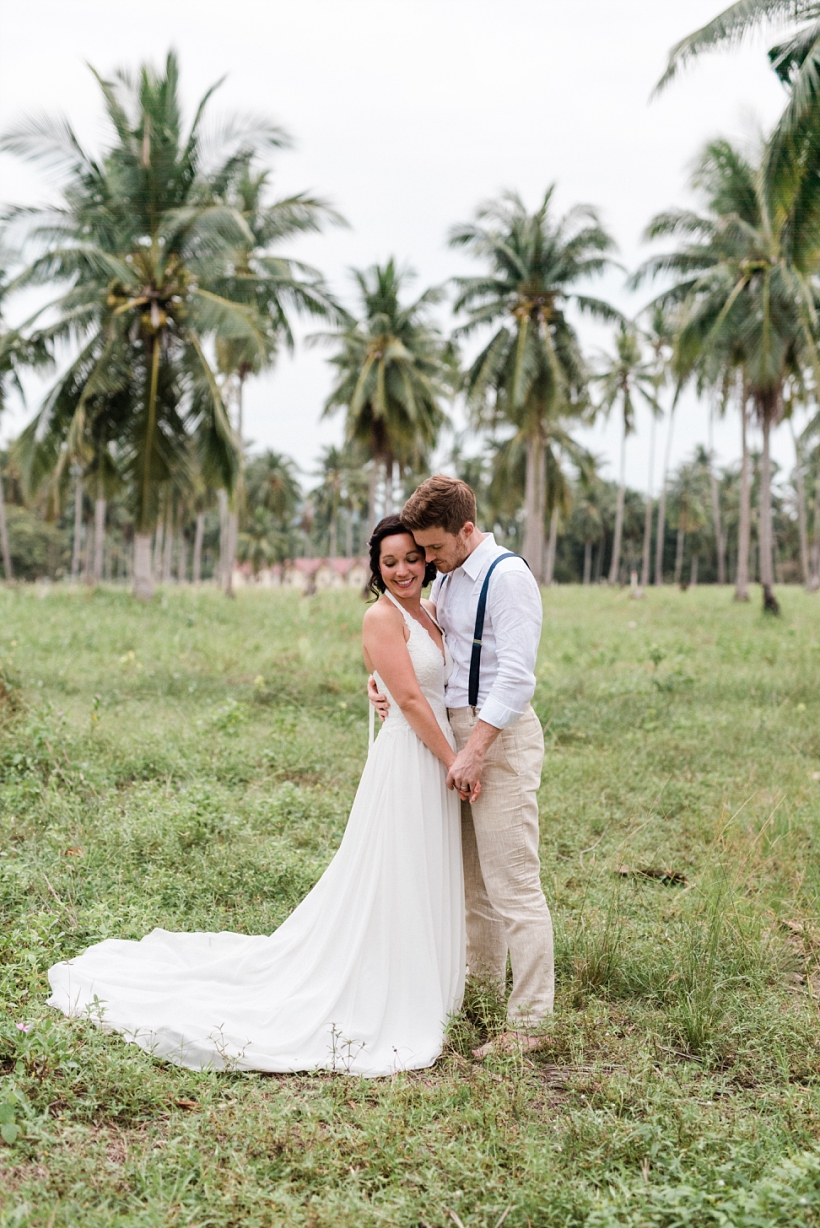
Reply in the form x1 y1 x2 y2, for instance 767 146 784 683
440 550 527 710
468 552 519 708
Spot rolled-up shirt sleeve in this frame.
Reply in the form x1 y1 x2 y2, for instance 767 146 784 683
478 566 542 729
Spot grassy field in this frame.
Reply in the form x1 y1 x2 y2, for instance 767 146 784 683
2 583 820 1226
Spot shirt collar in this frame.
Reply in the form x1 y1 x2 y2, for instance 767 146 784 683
461 532 497 580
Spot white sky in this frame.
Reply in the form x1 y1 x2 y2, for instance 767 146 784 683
0 0 798 494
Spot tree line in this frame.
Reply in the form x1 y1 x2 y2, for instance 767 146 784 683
2 5 820 609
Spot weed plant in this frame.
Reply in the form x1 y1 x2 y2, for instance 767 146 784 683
1 584 820 1225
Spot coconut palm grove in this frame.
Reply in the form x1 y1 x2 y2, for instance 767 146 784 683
8 3 820 1226
1 19 820 608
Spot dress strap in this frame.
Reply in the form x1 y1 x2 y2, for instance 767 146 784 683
383 589 413 624
422 600 443 631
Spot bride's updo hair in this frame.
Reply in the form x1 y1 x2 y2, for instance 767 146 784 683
367 515 437 598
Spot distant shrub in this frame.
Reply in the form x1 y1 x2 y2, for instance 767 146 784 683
6 506 69 580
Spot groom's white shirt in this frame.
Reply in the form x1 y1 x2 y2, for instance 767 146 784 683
431 533 542 730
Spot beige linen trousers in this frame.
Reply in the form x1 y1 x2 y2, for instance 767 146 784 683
448 705 554 1024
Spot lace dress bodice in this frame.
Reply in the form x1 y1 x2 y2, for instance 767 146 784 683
375 592 453 736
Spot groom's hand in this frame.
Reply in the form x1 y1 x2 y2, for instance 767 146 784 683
367 675 390 722
447 762 482 804
447 746 485 804
447 720 500 803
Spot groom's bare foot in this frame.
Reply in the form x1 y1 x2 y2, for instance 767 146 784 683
472 1030 544 1059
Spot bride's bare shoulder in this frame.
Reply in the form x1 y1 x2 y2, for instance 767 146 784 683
362 596 402 633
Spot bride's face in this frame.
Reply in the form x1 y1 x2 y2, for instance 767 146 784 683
379 533 427 600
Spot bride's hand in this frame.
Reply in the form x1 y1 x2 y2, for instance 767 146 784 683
367 675 390 722
454 781 481 803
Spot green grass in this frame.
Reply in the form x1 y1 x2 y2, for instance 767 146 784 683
3 582 820 1226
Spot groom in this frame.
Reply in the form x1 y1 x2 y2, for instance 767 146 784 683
372 474 554 1053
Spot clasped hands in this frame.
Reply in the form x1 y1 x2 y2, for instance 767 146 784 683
446 748 483 805
367 678 483 804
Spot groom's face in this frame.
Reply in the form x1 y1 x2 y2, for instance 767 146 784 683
411 523 475 574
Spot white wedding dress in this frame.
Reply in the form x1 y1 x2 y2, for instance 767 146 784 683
47 593 465 1077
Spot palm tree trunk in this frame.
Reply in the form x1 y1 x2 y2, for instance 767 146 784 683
641 410 656 588
93 497 106 585
811 478 820 587
708 473 725 584
759 406 780 613
389 460 401 516
791 420 810 585
583 539 592 585
690 554 699 587
707 409 725 584
139 332 161 543
133 533 154 601
674 528 685 586
218 490 227 586
222 376 245 597
193 511 204 584
608 417 627 585
162 508 174 584
329 511 338 558
71 471 82 581
367 463 380 535
152 518 164 582
640 496 652 589
176 531 187 583
81 525 91 584
236 373 245 443
225 509 238 595
735 392 751 602
378 459 390 517
523 435 546 582
544 507 558 585
594 535 604 582
218 489 235 594
345 514 353 559
0 469 12 583
655 398 676 585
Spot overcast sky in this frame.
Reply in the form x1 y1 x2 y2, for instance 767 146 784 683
0 0 796 493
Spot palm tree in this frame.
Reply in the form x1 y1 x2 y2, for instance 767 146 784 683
310 444 368 558
486 428 593 579
237 507 280 576
594 324 659 585
706 397 728 586
657 2 820 150
450 189 618 581
669 451 711 587
318 261 450 531
804 437 820 585
571 484 605 584
634 134 820 613
212 159 342 593
784 373 816 585
3 52 283 599
244 449 301 562
311 445 346 558
640 306 675 587
0 246 51 583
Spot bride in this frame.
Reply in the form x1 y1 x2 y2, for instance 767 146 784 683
47 516 468 1077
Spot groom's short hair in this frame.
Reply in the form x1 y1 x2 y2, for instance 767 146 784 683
402 475 477 535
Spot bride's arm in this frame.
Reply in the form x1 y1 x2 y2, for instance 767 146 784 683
362 605 455 769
